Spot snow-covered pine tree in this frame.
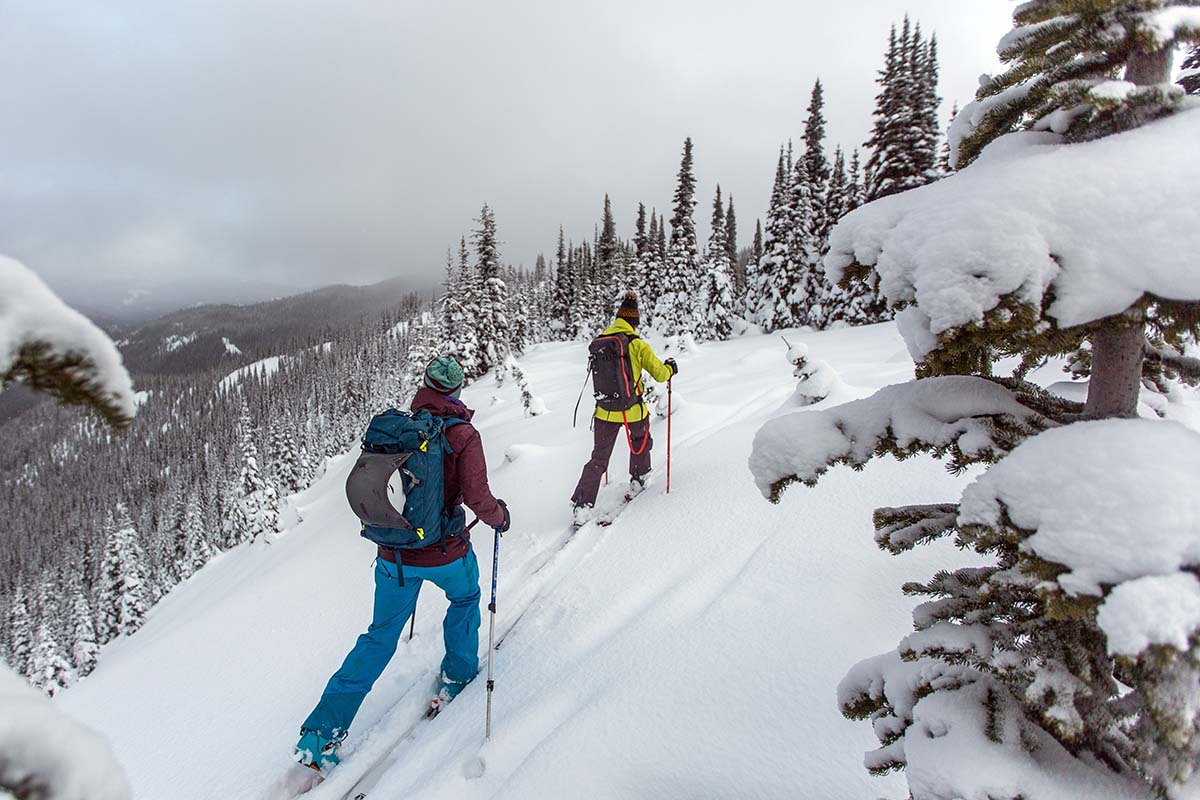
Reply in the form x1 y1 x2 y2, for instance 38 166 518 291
640 210 664 328
724 195 739 289
798 80 834 328
473 205 510 371
228 399 279 546
179 492 212 580
748 149 790 332
781 154 816 329
654 138 702 341
550 227 575 340
96 504 150 643
1183 45 1200 94
443 238 483 375
912 30 942 185
29 620 74 696
68 588 99 678
6 584 33 676
865 18 940 201
703 185 736 340
754 6 1200 796
752 219 763 274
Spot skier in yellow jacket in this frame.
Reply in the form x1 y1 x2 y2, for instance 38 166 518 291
570 291 676 525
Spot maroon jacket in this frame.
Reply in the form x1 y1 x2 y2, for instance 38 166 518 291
380 387 505 567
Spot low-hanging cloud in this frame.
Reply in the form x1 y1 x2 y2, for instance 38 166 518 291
0 0 1007 303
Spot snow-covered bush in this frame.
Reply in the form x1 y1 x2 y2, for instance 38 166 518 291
751 6 1200 796
0 255 136 429
781 339 844 407
0 662 130 800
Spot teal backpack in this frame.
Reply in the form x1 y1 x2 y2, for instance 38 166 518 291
344 409 466 550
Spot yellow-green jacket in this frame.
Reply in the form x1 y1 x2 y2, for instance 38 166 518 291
593 318 673 423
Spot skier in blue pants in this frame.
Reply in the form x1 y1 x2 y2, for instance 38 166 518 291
296 357 509 771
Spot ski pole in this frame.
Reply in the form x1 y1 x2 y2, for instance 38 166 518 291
407 606 416 642
486 525 501 740
666 378 673 494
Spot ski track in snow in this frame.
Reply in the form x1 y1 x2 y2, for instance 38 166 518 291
57 324 999 800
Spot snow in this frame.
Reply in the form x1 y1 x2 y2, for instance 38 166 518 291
959 419 1200 597
161 332 197 352
55 323 989 800
1097 572 1200 656
1141 6 1200 46
829 108 1200 360
222 337 242 355
0 663 130 800
0 255 136 421
218 355 283 392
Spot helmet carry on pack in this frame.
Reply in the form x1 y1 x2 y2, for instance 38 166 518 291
345 409 467 550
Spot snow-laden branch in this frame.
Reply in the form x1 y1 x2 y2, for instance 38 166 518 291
0 256 136 429
0 663 131 800
748 376 1047 503
959 418 1200 597
826 108 1200 365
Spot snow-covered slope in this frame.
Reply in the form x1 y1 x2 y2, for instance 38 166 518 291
56 324 995 799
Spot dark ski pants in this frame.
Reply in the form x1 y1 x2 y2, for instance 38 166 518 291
300 551 481 740
571 417 652 507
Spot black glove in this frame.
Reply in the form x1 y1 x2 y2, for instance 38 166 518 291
496 499 511 533
664 358 679 377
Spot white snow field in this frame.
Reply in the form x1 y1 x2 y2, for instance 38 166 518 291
56 323 1125 800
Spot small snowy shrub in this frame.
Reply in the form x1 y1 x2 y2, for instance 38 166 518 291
781 338 842 406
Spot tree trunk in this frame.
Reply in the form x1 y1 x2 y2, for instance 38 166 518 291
1085 315 1145 419
1082 46 1177 420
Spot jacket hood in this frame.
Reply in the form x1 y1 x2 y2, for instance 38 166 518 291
602 318 638 337
411 386 475 422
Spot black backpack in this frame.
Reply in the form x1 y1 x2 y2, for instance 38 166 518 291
588 332 641 413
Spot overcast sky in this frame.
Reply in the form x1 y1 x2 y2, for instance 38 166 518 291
0 1 1012 300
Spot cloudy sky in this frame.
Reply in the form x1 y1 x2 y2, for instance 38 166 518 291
1 1 1012 301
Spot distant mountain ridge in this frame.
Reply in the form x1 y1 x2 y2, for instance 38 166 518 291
0 276 426 423
113 276 424 375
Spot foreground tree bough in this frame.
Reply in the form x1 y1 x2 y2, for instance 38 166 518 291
751 2 1200 797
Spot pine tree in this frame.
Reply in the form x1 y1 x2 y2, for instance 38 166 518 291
444 238 483 374
1183 45 1200 94
473 205 510 371
802 80 831 240
228 399 279 546
550 227 575 340
655 138 702 340
6 584 33 676
180 493 212 579
68 589 99 678
96 504 150 643
724 195 734 273
865 18 941 200
703 185 735 340
750 148 792 332
752 219 763 271
29 620 74 696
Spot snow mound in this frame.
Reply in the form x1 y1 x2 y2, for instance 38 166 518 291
0 663 130 800
0 255 136 426
826 108 1200 361
959 419 1200 596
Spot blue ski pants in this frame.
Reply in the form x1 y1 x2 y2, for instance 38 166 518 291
300 551 481 739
